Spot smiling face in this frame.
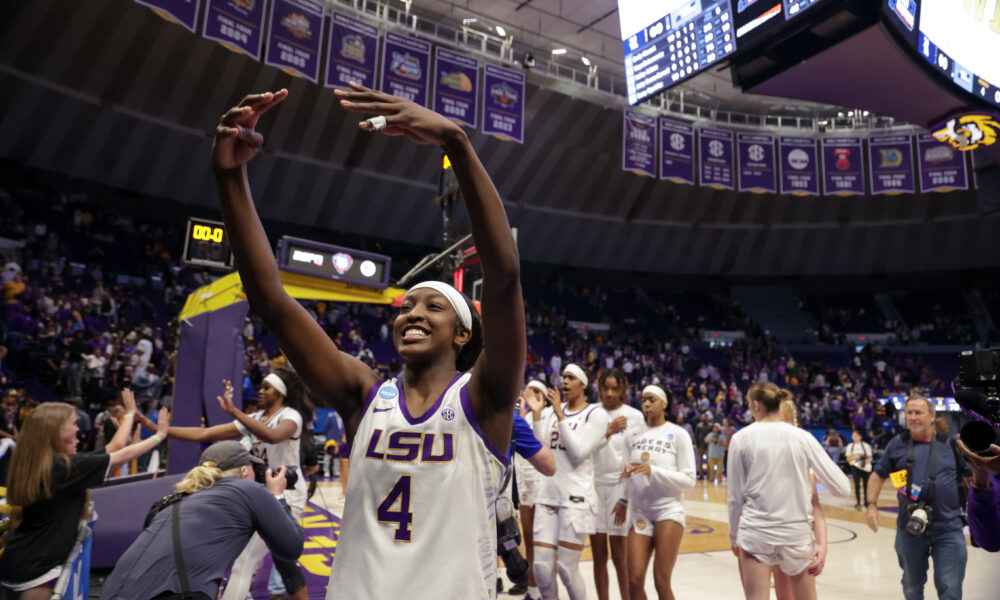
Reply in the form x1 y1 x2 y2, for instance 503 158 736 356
394 288 470 367
258 379 284 410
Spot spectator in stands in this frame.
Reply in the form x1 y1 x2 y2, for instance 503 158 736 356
0 394 169 597
823 428 844 465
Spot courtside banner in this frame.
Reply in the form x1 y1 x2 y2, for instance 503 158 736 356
699 127 734 190
737 132 776 193
822 136 865 196
264 0 323 83
433 48 478 129
380 31 431 106
917 133 969 192
134 0 201 32
659 117 695 184
869 134 915 195
202 0 266 60
325 11 378 90
622 110 657 177
778 136 819 196
482 63 525 143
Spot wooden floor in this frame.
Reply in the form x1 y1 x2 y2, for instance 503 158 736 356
303 478 999 599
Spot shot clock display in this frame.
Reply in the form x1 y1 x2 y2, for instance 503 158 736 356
182 218 234 269
277 236 391 289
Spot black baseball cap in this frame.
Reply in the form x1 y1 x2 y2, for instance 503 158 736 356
199 441 264 471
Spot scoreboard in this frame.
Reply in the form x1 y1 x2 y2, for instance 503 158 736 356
277 236 391 289
182 217 234 270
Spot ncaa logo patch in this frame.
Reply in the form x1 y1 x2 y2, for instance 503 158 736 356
379 386 398 400
668 433 674 440
441 408 455 421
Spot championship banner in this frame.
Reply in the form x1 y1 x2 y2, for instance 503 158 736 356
821 136 865 196
659 118 695 184
917 133 969 192
264 0 323 83
325 11 378 90
433 48 478 129
482 63 525 143
699 127 734 190
737 132 776 193
202 0 266 60
868 134 914 195
380 31 431 106
778 136 819 196
134 0 201 32
622 110 657 177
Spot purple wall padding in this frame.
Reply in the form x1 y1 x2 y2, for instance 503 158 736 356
168 301 249 474
90 473 185 568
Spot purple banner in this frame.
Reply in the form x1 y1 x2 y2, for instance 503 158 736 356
325 11 378 90
202 0 265 60
264 0 324 83
433 48 478 129
482 63 525 143
868 134 915 195
778 136 819 196
659 118 695 184
821 137 865 196
134 0 201 32
380 31 431 106
622 110 657 177
917 133 969 192
699 127 734 190
737 132 776 193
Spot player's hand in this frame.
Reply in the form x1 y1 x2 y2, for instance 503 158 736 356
335 82 465 147
524 390 546 415
607 416 627 436
626 462 651 476
732 546 740 558
806 543 827 576
155 407 170 439
120 388 137 415
958 437 1000 487
866 504 880 533
266 466 288 496
212 90 288 170
618 465 631 481
611 502 628 526
547 388 563 417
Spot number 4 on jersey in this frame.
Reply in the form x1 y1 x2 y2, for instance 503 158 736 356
377 475 413 542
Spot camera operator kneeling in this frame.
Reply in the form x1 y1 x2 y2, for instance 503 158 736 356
101 441 304 600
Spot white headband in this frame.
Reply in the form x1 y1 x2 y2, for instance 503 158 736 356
407 281 472 330
526 380 547 394
642 385 667 404
264 373 287 397
562 364 588 387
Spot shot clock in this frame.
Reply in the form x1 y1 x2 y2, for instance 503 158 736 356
182 218 234 270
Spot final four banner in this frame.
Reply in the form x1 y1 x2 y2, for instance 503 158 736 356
203 0 266 60
264 0 324 83
737 132 776 193
868 134 914 195
659 118 695 184
433 48 478 129
916 133 969 192
380 32 431 106
622 110 657 177
325 11 378 90
482 63 525 143
821 137 865 196
134 0 201 32
699 127 734 190
778 136 819 196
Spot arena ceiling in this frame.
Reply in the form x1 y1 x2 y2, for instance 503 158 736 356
1 0 998 277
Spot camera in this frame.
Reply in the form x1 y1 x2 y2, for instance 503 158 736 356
955 349 1000 455
252 461 299 490
904 502 933 536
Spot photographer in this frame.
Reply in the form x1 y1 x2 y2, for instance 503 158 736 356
866 397 970 600
957 439 1000 551
101 441 303 599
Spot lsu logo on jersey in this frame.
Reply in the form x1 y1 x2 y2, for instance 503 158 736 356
932 115 999 151
364 428 454 463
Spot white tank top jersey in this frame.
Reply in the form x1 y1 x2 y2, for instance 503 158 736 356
593 403 645 485
534 403 610 509
233 406 307 508
627 421 696 515
327 373 508 600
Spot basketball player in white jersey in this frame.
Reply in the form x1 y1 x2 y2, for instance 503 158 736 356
591 368 644 600
211 83 525 600
527 364 610 600
517 380 549 600
616 385 695 600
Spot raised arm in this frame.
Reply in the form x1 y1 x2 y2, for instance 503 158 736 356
104 388 138 454
166 422 241 443
334 82 525 449
558 408 610 468
108 408 170 469
218 381 297 445
211 90 376 426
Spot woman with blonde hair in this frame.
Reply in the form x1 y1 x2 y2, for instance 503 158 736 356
727 383 849 600
0 391 169 598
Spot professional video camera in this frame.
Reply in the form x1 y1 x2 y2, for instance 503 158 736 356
252 461 299 490
955 348 1000 455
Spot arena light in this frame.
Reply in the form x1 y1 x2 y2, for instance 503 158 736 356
495 25 506 37
551 48 567 55
581 56 591 66
462 18 477 26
